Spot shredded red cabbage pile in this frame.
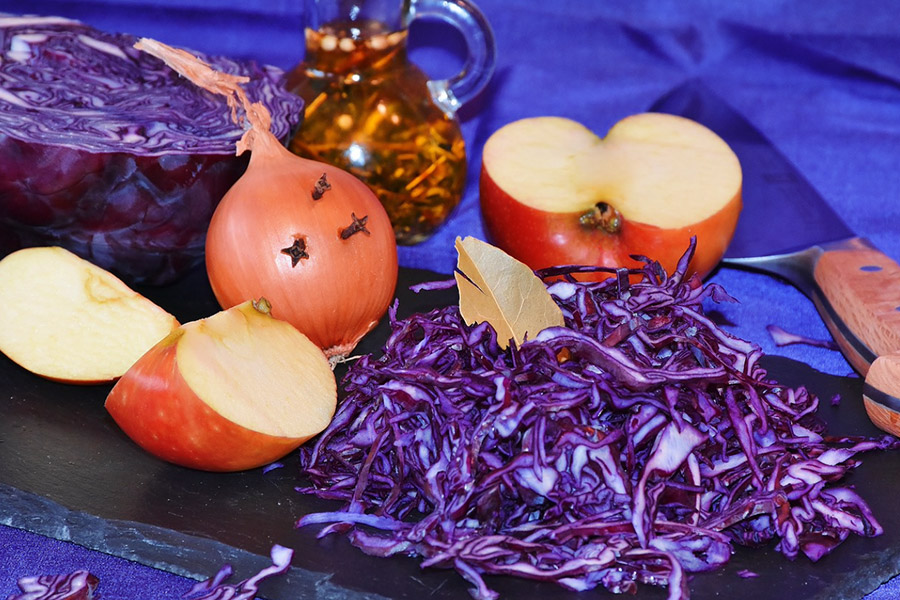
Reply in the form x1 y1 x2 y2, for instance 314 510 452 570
295 243 897 600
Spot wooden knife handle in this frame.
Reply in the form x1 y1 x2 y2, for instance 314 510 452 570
863 354 900 437
813 238 900 375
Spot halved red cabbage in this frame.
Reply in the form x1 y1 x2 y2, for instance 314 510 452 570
296 243 897 600
0 15 303 284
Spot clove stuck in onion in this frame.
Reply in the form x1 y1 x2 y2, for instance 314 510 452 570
135 38 398 359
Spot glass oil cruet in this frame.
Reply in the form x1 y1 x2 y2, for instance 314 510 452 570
285 0 496 244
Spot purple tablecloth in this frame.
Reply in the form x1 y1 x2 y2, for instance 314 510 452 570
2 0 899 597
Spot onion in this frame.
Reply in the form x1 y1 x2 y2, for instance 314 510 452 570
134 39 398 358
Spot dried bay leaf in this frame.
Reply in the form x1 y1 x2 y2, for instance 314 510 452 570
454 236 564 349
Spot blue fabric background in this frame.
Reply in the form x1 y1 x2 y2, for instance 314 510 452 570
2 0 899 597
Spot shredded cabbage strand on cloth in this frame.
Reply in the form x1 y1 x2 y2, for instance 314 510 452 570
6 571 98 600
182 545 293 600
5 545 292 600
296 243 897 600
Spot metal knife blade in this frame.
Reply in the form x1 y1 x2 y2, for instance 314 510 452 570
649 79 900 435
649 80 853 260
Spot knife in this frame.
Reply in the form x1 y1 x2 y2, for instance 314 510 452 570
649 79 900 436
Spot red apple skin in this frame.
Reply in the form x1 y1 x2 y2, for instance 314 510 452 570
105 330 305 472
479 166 742 281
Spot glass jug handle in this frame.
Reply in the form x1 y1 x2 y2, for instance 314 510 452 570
408 0 496 115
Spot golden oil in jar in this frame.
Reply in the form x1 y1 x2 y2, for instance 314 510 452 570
285 19 467 245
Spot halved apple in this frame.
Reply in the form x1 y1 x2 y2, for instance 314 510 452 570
105 299 337 472
479 114 742 279
0 246 179 383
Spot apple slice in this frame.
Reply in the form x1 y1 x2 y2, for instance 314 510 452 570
0 246 179 383
479 114 742 279
105 299 337 472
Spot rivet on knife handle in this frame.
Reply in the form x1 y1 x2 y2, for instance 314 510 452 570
813 238 900 375
862 354 900 436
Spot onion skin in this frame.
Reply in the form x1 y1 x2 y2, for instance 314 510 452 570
205 136 398 357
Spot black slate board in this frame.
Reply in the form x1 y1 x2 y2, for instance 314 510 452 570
1 265 899 600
